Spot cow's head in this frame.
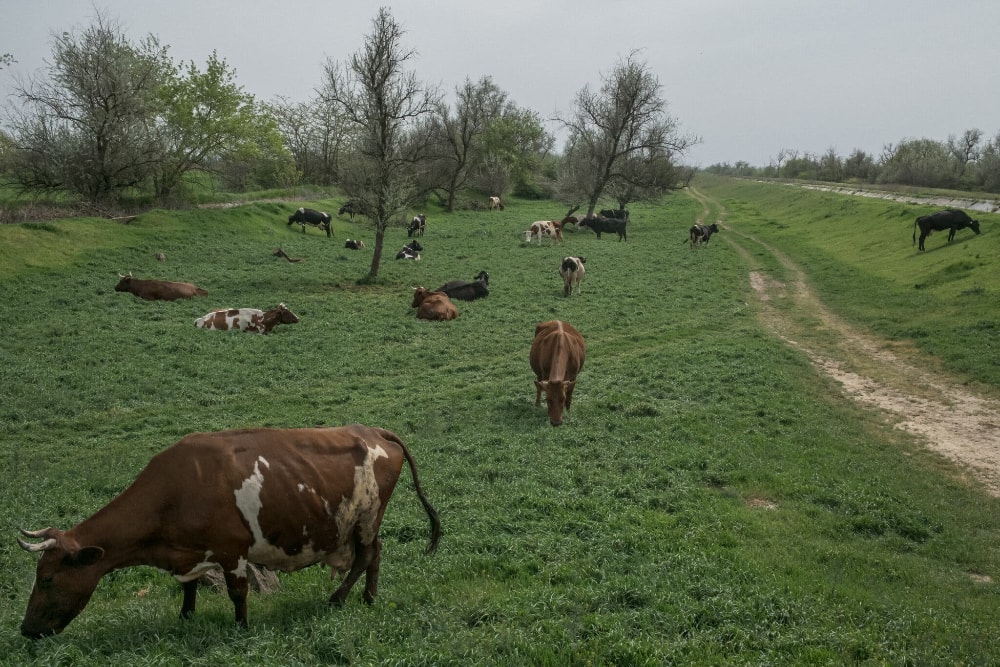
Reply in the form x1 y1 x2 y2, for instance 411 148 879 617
17 528 106 638
274 303 300 325
971 219 981 234
535 379 576 426
411 287 431 308
475 271 489 285
114 273 133 292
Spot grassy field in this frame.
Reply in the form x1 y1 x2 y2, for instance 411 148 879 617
2 182 1000 665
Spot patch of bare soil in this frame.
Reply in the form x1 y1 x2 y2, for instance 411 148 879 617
688 187 1000 496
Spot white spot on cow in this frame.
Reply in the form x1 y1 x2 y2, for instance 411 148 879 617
234 457 269 549
334 443 388 550
175 550 219 582
233 556 248 578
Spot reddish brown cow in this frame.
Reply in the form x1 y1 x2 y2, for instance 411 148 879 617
529 320 586 426
115 273 207 301
411 287 459 321
16 425 441 638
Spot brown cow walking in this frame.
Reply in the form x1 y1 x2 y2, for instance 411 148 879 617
17 425 441 637
529 320 586 426
115 273 207 301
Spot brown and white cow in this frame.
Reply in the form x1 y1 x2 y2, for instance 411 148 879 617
16 425 441 638
529 320 586 426
524 220 563 245
195 303 300 334
559 256 586 296
488 196 504 211
114 273 208 301
411 287 458 321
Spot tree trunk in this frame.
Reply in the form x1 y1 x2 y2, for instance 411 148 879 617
368 227 386 279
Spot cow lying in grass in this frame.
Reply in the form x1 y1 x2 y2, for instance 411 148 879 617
195 304 300 334
436 271 489 301
411 287 458 321
115 273 208 301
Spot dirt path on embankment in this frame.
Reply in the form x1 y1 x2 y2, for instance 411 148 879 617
687 186 1000 496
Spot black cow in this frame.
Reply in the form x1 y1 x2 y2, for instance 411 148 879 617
688 223 720 248
287 208 332 237
579 216 627 241
436 271 490 301
408 214 426 238
599 208 630 221
338 201 363 220
396 240 423 260
913 209 981 251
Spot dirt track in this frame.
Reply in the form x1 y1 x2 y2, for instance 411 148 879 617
688 187 1000 496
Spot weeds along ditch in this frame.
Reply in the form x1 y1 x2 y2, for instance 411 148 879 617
2 189 1000 664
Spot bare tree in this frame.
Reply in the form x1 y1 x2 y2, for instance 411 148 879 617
555 51 698 216
4 11 171 203
321 7 439 279
432 76 507 211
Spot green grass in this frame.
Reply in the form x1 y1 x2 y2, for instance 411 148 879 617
697 174 1000 390
2 187 1000 665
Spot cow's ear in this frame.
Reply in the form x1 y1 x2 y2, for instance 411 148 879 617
68 546 104 568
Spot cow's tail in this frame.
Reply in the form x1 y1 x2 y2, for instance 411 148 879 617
384 430 441 554
913 219 918 246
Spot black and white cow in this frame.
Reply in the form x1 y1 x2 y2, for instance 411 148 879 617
436 271 490 301
287 208 332 237
579 216 627 241
599 208 629 221
408 214 426 238
396 240 423 260
560 256 586 297
688 223 720 248
913 209 981 251
344 239 366 250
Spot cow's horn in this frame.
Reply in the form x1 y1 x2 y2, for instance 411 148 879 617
17 529 58 552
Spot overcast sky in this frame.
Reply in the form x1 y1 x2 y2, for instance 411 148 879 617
3 1 999 167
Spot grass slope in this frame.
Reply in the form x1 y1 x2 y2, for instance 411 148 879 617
2 190 999 665
696 174 1000 389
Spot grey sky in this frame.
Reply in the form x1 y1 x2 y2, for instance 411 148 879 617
3 1 999 167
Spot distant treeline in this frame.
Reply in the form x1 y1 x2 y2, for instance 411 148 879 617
705 130 1000 193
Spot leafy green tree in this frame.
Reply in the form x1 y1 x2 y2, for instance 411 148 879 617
321 7 439 279
556 51 697 216
4 12 171 203
154 51 288 198
479 107 553 198
879 138 954 188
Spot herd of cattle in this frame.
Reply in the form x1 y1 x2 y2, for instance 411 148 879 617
17 197 986 639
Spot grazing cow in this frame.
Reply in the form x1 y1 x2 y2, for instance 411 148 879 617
436 271 490 301
488 196 504 211
337 201 363 220
599 208 630 221
560 256 586 297
344 239 366 250
579 216 627 241
529 320 586 426
913 209 981 251
524 220 562 245
114 273 208 301
16 424 441 638
688 223 720 248
411 287 458 321
396 240 423 260
287 208 332 237
195 303 300 334
408 214 426 238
